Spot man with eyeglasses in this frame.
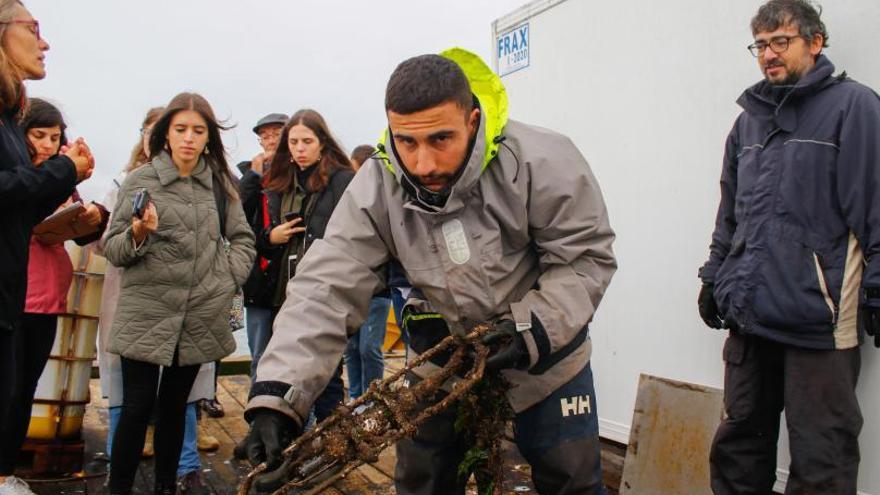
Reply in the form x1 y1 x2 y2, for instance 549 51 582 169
698 0 880 493
236 113 288 375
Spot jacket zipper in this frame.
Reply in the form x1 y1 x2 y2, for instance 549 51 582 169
813 252 838 324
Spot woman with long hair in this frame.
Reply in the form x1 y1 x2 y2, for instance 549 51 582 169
0 3 94 493
102 92 254 495
94 106 218 494
245 108 353 432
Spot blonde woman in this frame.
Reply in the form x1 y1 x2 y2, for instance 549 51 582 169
0 2 94 494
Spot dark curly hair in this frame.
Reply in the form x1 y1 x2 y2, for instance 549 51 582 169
752 0 829 48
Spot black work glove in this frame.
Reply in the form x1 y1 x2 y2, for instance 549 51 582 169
698 283 724 329
862 288 880 348
482 319 529 371
246 408 302 492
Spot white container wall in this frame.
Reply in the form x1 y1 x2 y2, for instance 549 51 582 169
493 1 880 493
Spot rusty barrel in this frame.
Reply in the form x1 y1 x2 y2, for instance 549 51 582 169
22 243 105 475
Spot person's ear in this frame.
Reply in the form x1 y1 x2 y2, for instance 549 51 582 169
809 34 824 56
467 108 480 137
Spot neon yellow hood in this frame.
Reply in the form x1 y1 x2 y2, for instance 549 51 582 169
378 47 509 174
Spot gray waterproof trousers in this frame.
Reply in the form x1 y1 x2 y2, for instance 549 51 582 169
395 363 607 495
710 330 862 495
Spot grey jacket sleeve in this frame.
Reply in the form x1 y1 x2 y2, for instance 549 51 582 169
246 167 391 424
509 136 617 369
223 197 256 286
102 171 151 268
700 123 740 284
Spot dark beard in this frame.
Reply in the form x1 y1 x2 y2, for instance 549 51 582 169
765 64 801 86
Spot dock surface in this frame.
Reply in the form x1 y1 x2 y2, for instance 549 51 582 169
27 354 623 494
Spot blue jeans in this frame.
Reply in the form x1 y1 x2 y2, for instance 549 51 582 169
107 402 201 476
246 306 276 381
344 297 391 399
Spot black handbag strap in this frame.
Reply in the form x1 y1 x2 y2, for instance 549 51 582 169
212 174 227 238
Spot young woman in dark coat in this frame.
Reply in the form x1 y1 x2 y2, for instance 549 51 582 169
234 109 353 458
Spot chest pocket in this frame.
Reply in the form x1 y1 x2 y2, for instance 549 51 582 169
775 138 839 220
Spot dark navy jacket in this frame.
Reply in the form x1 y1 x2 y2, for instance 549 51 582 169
700 55 880 350
0 109 76 332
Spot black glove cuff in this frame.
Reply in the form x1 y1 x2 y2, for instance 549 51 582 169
528 312 590 376
249 380 293 401
528 313 552 365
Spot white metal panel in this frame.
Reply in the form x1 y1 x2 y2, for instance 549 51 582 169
494 1 880 493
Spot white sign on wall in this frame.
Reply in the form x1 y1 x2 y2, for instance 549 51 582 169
496 22 529 77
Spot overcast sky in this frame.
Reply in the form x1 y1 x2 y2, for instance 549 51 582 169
24 0 526 202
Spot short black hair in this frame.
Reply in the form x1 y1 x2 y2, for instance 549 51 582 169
752 0 829 48
385 54 473 115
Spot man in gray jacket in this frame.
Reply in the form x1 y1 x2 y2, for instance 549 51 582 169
244 48 616 494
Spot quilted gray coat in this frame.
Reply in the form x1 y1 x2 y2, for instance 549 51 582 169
103 152 255 366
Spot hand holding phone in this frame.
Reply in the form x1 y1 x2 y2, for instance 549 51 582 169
269 213 306 245
132 188 151 219
131 189 158 244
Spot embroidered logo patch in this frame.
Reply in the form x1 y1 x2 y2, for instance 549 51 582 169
560 395 592 418
441 219 471 265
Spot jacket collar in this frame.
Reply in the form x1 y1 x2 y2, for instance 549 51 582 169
737 54 839 132
376 47 510 214
152 151 212 188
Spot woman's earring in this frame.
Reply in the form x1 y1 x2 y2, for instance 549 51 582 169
204 146 209 155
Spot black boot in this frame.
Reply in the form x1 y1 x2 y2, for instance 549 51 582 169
233 434 249 461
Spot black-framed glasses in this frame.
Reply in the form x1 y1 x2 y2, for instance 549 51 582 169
0 20 40 40
747 35 802 57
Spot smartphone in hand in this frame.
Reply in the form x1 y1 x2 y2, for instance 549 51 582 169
283 211 301 223
132 188 151 219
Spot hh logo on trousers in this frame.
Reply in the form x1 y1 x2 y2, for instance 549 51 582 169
560 395 592 418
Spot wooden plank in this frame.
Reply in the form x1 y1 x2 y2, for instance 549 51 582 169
219 356 252 377
218 374 251 411
198 417 245 495
72 370 628 495
198 379 254 494
601 437 626 494
333 468 395 494
214 377 251 441
368 446 396 479
349 463 394 488
383 355 406 374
